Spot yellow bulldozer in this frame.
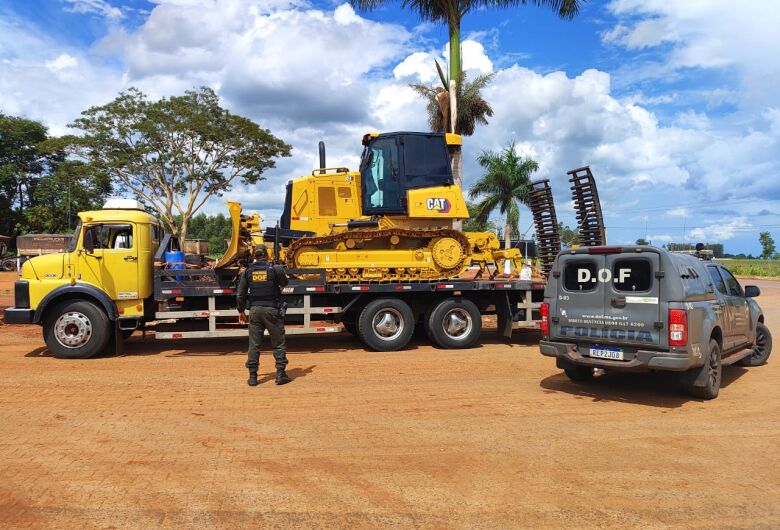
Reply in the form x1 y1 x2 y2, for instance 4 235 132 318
218 131 522 282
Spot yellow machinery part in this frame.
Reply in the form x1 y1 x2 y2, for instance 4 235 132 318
286 228 472 282
213 202 265 269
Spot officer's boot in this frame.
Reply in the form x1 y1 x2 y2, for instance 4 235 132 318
247 370 259 386
275 370 291 385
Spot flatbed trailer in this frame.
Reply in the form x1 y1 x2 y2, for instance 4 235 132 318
149 244 546 351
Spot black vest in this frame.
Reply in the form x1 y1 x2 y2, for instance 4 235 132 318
247 262 277 306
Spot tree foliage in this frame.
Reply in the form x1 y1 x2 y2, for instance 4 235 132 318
182 212 235 257
468 143 538 248
0 114 110 237
759 231 776 259
410 71 495 136
559 222 578 248
63 87 291 241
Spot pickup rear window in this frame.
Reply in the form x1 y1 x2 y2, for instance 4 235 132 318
612 259 652 292
563 261 598 292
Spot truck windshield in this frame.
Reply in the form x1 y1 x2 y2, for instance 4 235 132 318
67 221 82 252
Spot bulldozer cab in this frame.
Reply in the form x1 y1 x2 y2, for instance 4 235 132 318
360 132 453 216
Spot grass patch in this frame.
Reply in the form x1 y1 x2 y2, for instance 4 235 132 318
716 259 780 278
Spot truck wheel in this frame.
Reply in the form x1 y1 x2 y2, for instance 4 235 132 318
43 301 110 359
357 298 415 352
426 298 482 349
739 322 772 366
688 339 721 399
564 366 594 382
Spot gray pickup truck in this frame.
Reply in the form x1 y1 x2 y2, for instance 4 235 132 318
539 246 772 399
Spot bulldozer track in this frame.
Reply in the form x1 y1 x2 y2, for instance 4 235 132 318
286 227 472 282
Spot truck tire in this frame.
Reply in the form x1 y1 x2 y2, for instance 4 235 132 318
564 366 594 382
43 300 110 359
357 298 415 352
687 339 721 399
739 322 772 366
426 298 482 349
1 258 16 272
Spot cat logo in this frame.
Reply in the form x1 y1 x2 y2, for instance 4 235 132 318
251 270 268 282
426 197 451 213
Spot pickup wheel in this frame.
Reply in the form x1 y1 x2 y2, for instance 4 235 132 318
687 339 721 399
43 300 110 359
357 298 415 352
426 298 482 349
564 366 594 382
739 322 772 366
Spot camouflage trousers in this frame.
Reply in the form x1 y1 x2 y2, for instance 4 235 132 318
245 305 288 372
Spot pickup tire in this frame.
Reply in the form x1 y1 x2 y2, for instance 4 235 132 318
687 339 721 399
738 322 772 366
43 300 110 359
425 298 482 349
564 366 594 382
357 298 415 352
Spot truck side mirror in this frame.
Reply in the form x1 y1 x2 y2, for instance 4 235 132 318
83 229 95 254
744 285 760 298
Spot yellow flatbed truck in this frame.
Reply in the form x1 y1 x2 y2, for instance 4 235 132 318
4 199 546 358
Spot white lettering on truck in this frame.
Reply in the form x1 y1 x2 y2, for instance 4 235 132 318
577 268 631 284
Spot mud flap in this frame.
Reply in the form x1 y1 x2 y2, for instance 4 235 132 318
114 319 124 356
494 291 513 339
679 355 709 387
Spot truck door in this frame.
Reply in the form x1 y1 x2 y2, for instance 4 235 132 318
551 254 606 343
76 223 139 301
718 266 750 348
604 253 661 347
706 265 733 349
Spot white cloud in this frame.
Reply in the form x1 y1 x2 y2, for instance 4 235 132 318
689 218 752 242
666 207 688 217
63 0 123 19
605 1 780 108
45 53 78 72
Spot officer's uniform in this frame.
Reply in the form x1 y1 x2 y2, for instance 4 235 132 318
237 259 289 379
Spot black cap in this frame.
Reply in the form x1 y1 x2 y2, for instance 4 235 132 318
254 246 269 259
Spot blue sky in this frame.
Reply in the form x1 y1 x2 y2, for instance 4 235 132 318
1 0 779 255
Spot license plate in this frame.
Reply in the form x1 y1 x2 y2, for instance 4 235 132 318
589 346 624 360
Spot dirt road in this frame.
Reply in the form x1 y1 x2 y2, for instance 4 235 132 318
1 277 779 528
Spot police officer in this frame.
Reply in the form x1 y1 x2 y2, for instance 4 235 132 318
237 246 291 386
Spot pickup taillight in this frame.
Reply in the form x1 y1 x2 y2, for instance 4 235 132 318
540 302 550 338
669 309 687 347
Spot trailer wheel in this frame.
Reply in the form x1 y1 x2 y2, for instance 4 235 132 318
1 258 16 272
426 298 482 349
43 300 110 359
357 298 415 351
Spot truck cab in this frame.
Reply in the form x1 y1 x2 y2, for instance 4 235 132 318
5 199 160 358
539 246 771 399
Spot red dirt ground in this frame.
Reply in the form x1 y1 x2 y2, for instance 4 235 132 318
0 273 778 528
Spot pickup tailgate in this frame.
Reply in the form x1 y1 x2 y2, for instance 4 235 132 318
552 250 661 347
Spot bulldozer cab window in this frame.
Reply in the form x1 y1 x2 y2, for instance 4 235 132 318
361 137 403 214
402 134 452 188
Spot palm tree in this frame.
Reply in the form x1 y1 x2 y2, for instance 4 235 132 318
351 0 583 133
410 70 495 136
469 143 538 249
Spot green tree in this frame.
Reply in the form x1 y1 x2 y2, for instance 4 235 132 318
22 161 112 234
63 87 291 241
636 237 649 245
0 114 64 235
468 142 538 249
559 222 578 248
759 231 776 259
463 200 500 233
410 70 495 137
